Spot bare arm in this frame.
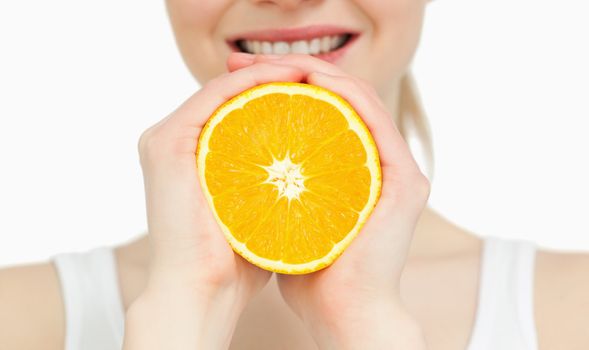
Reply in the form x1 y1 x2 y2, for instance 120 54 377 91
0 262 64 350
536 251 589 350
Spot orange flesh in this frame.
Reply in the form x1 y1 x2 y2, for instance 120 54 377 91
204 93 371 265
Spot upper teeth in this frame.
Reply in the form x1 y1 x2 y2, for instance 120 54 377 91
240 35 348 55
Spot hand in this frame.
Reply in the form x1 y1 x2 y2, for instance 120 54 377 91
228 52 430 349
123 60 307 350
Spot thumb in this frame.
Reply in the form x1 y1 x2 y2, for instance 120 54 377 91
226 52 256 72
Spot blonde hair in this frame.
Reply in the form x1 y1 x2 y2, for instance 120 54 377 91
397 70 435 181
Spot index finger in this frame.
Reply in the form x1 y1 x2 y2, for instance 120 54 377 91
228 52 347 77
228 52 386 110
230 53 417 172
307 71 422 177
168 62 306 130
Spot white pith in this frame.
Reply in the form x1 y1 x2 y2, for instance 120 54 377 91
262 153 306 201
196 83 382 274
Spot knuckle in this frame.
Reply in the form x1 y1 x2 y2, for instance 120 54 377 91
137 128 153 157
392 171 431 208
413 172 432 201
138 123 199 169
138 126 167 166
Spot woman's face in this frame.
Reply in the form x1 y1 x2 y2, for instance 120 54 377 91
165 0 428 97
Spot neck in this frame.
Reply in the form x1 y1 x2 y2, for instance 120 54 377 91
379 76 403 127
409 206 481 260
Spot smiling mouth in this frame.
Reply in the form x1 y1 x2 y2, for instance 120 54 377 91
231 33 355 56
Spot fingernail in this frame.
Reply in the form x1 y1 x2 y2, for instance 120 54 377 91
233 52 255 61
260 54 284 60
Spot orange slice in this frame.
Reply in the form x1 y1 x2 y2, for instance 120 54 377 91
196 82 382 274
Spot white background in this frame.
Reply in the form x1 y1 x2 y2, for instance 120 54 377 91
1 0 588 267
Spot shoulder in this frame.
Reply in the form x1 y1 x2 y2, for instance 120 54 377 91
0 261 64 350
535 248 589 350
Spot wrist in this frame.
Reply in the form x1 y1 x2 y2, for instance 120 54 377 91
123 284 244 350
307 298 427 350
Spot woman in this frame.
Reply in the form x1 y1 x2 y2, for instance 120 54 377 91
1 0 588 349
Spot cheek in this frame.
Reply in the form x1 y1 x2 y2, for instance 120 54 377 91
166 0 221 28
166 0 230 82
354 0 426 89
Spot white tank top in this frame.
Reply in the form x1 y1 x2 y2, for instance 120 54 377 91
52 236 538 350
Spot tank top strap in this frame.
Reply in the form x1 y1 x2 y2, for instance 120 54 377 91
466 236 539 350
52 246 125 350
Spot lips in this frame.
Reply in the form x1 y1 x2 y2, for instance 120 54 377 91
226 25 360 43
225 25 361 64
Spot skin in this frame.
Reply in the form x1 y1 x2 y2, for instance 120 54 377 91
1 0 589 349
121 53 431 349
